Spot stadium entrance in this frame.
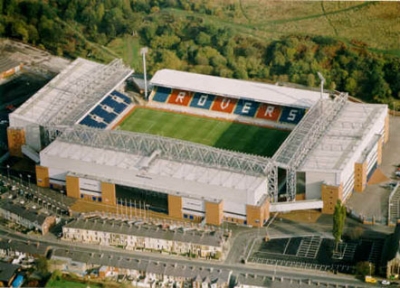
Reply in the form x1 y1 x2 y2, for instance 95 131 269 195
115 185 168 214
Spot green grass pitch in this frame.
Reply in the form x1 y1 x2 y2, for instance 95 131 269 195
118 107 291 157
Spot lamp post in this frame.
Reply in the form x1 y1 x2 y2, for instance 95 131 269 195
145 204 150 220
140 47 148 99
27 175 31 189
255 219 260 239
6 165 9 181
19 174 22 186
317 72 325 112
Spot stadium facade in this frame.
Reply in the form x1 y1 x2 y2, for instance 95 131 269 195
8 58 389 227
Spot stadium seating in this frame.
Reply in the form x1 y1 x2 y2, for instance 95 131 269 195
151 86 307 125
101 96 127 114
233 99 259 117
92 106 117 124
78 90 133 129
167 90 192 106
152 87 172 103
190 93 215 110
256 104 282 121
211 96 237 114
111 90 132 104
279 107 306 124
79 115 107 129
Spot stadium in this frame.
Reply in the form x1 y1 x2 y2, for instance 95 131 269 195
7 57 389 227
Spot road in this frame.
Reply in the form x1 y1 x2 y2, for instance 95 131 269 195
0 218 378 287
0 174 393 287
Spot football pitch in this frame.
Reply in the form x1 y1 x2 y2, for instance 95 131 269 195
118 108 291 157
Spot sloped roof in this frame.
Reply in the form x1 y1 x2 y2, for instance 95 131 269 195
150 69 329 108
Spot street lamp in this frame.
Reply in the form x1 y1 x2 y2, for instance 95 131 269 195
19 174 22 186
317 71 325 111
255 219 260 239
140 47 148 99
6 165 10 180
27 175 31 189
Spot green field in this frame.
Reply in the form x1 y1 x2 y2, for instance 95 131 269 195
163 1 400 55
46 279 102 288
118 108 290 157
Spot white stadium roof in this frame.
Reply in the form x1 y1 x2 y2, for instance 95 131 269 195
11 57 133 126
40 138 266 205
300 102 388 172
150 69 329 109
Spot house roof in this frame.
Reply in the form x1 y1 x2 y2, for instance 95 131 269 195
0 262 19 283
0 237 49 256
63 218 225 247
52 248 232 283
0 202 49 227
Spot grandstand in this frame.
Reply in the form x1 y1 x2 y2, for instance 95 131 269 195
8 57 133 152
149 69 320 129
7 58 390 227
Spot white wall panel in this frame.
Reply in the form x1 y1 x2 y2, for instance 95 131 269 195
182 197 204 212
250 180 268 205
182 209 204 217
49 167 67 180
305 171 337 199
79 177 101 192
224 201 246 216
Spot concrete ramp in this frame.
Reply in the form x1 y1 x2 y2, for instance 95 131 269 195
21 145 40 163
270 199 323 213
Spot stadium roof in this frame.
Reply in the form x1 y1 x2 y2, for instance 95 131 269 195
12 57 133 126
150 69 329 109
300 102 388 172
40 126 269 205
0 57 20 73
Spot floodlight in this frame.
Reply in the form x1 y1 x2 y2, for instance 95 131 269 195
141 47 149 99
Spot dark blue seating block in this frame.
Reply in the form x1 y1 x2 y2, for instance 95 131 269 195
92 106 117 123
101 96 127 113
112 90 132 104
80 116 107 129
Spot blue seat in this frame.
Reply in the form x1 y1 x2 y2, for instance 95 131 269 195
92 106 117 123
190 93 214 110
101 96 127 114
111 90 132 104
79 116 107 129
233 99 259 117
152 87 171 103
279 107 306 124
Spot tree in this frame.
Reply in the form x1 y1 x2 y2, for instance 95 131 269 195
196 31 211 46
11 20 29 42
36 256 49 275
333 199 346 251
355 261 374 278
50 269 63 281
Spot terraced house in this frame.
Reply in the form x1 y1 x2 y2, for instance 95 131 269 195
62 218 227 259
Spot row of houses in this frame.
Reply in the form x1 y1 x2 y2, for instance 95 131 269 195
62 217 228 259
0 237 50 287
51 248 231 288
0 201 56 235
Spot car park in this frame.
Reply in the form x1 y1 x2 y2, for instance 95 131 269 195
386 182 398 189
